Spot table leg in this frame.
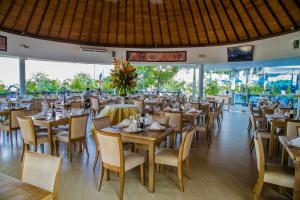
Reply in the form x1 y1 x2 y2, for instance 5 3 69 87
269 124 275 158
281 147 289 165
169 130 175 148
294 161 300 200
47 126 53 155
148 141 155 192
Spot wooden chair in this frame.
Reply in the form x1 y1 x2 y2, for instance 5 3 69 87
90 97 101 118
262 108 274 128
152 115 170 126
70 101 82 109
32 99 42 111
133 100 144 113
53 114 89 162
249 114 271 153
18 116 49 161
253 131 294 200
213 103 222 127
0 108 26 146
22 152 62 200
286 120 300 138
92 116 111 169
155 127 195 192
164 111 183 144
195 112 213 147
248 102 264 131
95 130 145 200
190 102 200 110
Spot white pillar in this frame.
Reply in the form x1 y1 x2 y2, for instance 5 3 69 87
19 57 26 96
198 64 204 98
192 67 196 99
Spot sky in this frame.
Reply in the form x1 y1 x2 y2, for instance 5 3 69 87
0 56 195 85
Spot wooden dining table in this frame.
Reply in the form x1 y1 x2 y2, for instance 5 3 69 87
100 126 174 193
279 136 300 200
32 115 69 155
0 173 51 200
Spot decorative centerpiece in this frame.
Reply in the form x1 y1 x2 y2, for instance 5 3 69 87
109 57 137 101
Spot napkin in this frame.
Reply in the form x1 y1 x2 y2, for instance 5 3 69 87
33 112 47 119
124 123 140 132
116 119 131 127
163 106 171 111
187 107 197 113
288 137 300 147
149 122 165 130
144 114 153 125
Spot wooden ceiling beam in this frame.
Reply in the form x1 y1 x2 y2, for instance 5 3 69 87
263 0 284 31
249 0 272 34
239 0 260 37
105 2 111 44
13 0 27 30
24 0 39 34
202 0 219 43
187 0 200 44
96 0 104 43
229 0 249 39
147 0 154 46
67 0 80 40
57 0 71 37
177 0 191 45
195 0 209 43
277 0 298 28
87 0 96 42
168 0 181 45
211 0 229 42
220 0 239 40
79 0 89 41
0 0 16 27
46 0 60 37
156 3 163 46
36 0 50 35
116 0 120 45
162 2 172 45
133 0 136 46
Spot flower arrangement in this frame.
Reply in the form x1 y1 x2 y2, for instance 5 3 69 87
109 57 138 97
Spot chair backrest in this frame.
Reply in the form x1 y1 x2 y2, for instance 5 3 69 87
253 131 265 175
71 108 84 116
262 108 274 117
250 114 257 131
22 152 62 200
32 99 42 111
69 114 88 140
190 103 200 110
92 116 111 130
133 100 144 112
179 127 195 162
164 111 183 132
152 115 170 126
18 116 36 144
95 130 124 168
280 108 290 115
207 111 214 130
286 120 300 137
90 98 100 109
10 108 26 129
70 101 82 109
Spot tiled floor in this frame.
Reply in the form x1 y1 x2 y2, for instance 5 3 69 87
0 108 290 200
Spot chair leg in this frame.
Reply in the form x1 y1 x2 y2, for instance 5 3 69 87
40 144 44 153
178 164 184 192
34 144 37 152
83 139 89 157
97 164 105 191
54 140 59 156
185 158 191 179
93 149 99 170
20 140 25 162
119 171 125 200
9 130 13 147
105 168 110 181
68 142 73 162
15 130 18 144
253 179 264 200
140 164 144 185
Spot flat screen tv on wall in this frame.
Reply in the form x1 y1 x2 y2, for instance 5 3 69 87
227 45 254 62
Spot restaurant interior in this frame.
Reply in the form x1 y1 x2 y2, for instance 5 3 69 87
0 0 300 200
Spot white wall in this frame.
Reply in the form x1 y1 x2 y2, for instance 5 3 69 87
0 31 299 65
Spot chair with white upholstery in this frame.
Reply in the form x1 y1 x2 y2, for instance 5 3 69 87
195 111 213 147
22 152 62 200
155 127 195 192
152 115 170 126
18 116 49 161
286 120 300 138
92 116 111 169
90 97 101 118
53 114 89 162
133 100 144 113
164 111 183 143
95 130 145 200
253 131 294 200
70 101 82 109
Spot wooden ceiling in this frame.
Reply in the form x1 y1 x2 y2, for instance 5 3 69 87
0 0 299 48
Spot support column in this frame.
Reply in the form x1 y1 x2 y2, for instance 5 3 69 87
192 67 196 99
198 64 204 98
19 57 26 96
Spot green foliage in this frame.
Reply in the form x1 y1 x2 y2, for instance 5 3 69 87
204 80 220 96
70 72 97 91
